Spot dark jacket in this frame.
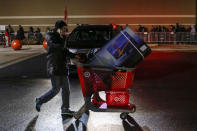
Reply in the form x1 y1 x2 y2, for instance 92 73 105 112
46 30 75 76
16 28 25 40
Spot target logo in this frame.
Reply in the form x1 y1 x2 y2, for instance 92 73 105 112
114 95 125 102
84 71 90 78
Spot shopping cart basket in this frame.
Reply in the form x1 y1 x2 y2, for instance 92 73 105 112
73 62 136 120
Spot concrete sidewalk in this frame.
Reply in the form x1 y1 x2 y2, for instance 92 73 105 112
0 45 45 69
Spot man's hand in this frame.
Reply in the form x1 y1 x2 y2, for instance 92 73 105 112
76 53 87 63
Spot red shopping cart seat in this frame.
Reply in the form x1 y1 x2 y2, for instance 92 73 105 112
106 90 129 107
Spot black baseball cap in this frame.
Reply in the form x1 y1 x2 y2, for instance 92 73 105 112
55 20 67 30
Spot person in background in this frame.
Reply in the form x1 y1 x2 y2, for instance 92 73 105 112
35 28 43 44
8 24 15 42
5 29 10 47
8 24 14 34
175 23 181 44
16 25 25 40
190 25 196 43
1 32 6 48
28 26 34 39
46 26 51 33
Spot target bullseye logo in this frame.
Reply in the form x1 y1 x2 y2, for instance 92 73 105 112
84 71 90 78
114 95 125 102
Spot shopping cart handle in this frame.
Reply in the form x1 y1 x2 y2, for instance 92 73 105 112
72 61 135 72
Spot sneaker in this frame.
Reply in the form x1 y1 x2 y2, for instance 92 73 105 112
35 98 42 112
61 108 75 116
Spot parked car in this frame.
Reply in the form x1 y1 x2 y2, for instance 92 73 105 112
66 24 123 76
67 24 123 53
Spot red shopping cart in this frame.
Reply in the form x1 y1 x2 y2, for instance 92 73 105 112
73 62 136 120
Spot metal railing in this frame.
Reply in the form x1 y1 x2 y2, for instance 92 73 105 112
0 32 45 45
1 32 197 45
136 32 197 44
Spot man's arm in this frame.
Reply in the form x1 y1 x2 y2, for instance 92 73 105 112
46 33 62 52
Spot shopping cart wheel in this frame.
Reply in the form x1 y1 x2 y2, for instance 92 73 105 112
130 105 136 113
120 112 129 120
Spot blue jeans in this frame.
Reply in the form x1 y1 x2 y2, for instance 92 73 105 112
39 76 70 109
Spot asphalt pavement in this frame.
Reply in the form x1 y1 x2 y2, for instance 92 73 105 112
0 44 197 131
0 45 45 69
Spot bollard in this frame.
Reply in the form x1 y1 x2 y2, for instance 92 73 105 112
43 40 47 50
11 40 22 50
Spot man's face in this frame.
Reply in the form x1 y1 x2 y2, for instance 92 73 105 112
60 26 67 35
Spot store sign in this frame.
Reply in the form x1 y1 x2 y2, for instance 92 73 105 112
0 25 5 31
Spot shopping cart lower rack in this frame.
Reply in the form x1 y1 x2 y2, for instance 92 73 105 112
73 63 136 120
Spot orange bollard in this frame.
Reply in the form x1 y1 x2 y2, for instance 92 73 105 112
43 40 47 50
11 40 22 50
